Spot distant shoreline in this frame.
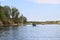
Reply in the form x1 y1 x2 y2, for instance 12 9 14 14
27 21 60 25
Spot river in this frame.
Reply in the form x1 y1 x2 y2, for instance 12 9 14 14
0 25 60 40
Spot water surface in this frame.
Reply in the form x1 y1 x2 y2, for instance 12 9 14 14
0 25 60 40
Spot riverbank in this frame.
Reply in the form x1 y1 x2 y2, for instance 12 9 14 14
0 21 26 26
0 21 60 26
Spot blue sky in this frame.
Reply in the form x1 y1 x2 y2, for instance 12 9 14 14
0 0 60 21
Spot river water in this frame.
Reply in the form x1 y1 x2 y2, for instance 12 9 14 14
0 25 60 40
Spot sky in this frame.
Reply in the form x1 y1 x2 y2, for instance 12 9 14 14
0 0 60 21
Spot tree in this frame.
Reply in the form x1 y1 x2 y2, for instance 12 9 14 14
11 7 20 18
0 5 27 25
0 6 9 24
0 6 14 24
4 6 11 18
20 14 27 24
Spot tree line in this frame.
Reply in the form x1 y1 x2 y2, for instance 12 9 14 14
0 5 27 25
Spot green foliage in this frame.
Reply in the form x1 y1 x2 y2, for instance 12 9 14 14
4 6 11 18
19 14 27 24
0 5 27 25
12 8 19 18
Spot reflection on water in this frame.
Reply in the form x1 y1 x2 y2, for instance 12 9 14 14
0 26 19 40
0 25 60 40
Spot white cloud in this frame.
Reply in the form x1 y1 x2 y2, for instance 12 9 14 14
28 0 60 4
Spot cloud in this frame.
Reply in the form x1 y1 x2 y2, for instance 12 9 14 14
28 0 60 4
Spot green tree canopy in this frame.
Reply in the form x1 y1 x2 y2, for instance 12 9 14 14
11 7 20 18
0 5 27 25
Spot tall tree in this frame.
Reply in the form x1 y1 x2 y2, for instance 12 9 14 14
0 5 27 25
20 14 27 23
11 7 20 23
11 7 20 18
4 6 11 18
0 6 8 24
